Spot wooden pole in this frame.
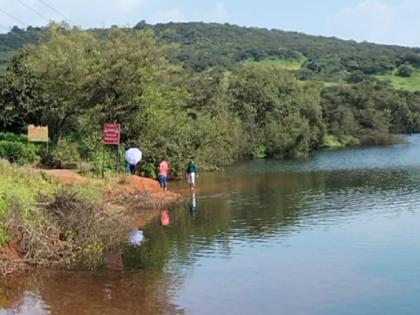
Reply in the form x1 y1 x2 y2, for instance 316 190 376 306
102 146 105 179
116 144 120 175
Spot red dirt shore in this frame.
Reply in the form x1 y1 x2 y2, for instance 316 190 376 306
0 170 180 275
105 175 179 203
41 169 179 203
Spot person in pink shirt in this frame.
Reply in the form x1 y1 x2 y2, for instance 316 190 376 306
158 158 169 191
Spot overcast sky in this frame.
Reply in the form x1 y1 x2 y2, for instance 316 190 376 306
1 0 420 47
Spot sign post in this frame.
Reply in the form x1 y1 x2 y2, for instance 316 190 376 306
28 124 49 152
103 123 121 178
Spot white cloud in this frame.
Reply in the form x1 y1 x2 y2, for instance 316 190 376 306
151 2 228 24
327 1 393 43
0 0 146 31
112 0 145 12
154 8 184 23
214 1 228 22
0 0 227 33
327 0 420 47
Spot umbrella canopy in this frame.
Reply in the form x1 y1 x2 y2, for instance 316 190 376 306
125 147 142 165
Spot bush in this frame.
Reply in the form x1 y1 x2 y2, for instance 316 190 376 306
0 161 55 247
0 140 39 164
0 132 28 143
90 147 125 177
395 64 414 77
1 162 127 270
42 187 128 269
51 139 81 167
139 161 157 178
323 134 360 148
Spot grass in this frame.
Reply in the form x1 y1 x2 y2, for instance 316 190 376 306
0 159 131 274
245 57 306 71
376 70 420 92
323 81 342 88
323 134 360 148
0 160 55 245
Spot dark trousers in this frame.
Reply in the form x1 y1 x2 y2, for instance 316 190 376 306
159 175 168 189
129 164 136 175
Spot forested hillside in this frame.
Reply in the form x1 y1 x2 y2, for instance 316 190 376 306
149 22 420 80
2 22 420 80
1 23 420 174
0 26 43 72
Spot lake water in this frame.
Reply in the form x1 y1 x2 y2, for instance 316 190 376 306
2 135 420 314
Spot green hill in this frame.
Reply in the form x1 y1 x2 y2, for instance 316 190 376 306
376 69 420 92
2 22 420 85
0 26 43 71
148 22 420 81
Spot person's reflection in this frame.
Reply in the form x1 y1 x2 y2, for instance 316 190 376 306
128 228 144 246
160 208 170 226
189 192 198 217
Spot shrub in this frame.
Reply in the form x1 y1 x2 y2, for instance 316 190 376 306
395 64 414 78
0 161 55 247
323 134 360 148
51 139 81 167
1 162 127 270
40 187 128 269
90 147 125 177
0 132 28 143
139 161 157 178
0 140 39 164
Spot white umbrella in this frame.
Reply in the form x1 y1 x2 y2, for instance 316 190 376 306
125 147 142 165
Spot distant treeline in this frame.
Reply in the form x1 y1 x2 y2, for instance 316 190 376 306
149 22 420 79
1 23 420 175
2 22 420 78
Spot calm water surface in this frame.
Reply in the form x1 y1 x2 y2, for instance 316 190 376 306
3 135 420 315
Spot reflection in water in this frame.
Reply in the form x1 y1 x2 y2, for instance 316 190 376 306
189 192 198 217
0 291 49 315
4 135 420 314
128 228 144 246
1 271 183 315
160 209 170 226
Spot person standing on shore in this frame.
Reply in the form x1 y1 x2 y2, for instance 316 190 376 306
186 157 198 192
158 158 169 191
125 146 142 175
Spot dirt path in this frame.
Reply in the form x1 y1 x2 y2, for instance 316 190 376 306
41 169 88 184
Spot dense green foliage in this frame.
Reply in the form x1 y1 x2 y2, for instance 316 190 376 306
376 69 420 92
2 22 420 82
147 22 420 81
0 25 240 174
322 81 420 144
0 159 54 246
228 64 325 158
0 26 43 72
396 64 414 77
0 133 39 164
0 23 420 174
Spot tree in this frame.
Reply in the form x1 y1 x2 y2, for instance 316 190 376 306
321 81 410 145
22 24 100 145
395 64 414 77
0 51 44 132
229 63 325 158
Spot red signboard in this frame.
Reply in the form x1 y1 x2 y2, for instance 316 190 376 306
103 123 121 145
